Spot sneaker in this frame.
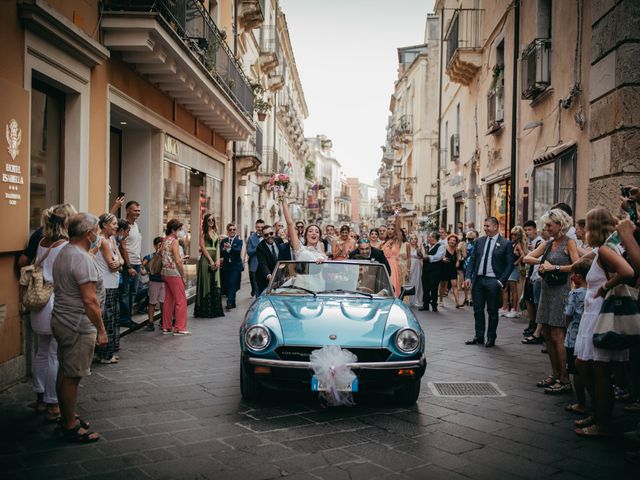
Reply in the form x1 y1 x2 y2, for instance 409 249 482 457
145 323 155 331
173 330 192 336
499 309 508 316
162 329 172 335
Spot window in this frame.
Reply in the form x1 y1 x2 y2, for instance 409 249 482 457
532 148 576 223
30 79 64 233
536 0 552 39
163 161 191 235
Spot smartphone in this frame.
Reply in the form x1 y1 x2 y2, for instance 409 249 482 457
118 191 125 197
621 186 638 223
621 186 631 198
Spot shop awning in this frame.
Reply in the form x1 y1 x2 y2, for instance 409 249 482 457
533 141 577 165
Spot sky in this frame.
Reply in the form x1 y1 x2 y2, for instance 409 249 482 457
280 0 436 185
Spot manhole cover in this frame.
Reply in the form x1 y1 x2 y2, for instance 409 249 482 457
428 382 505 397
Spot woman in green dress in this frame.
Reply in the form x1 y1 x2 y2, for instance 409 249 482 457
194 213 224 318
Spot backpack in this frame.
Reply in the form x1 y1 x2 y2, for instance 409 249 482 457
148 253 162 276
19 246 54 312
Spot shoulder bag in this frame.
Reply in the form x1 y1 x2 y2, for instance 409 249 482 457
592 283 640 350
538 240 569 286
19 245 54 312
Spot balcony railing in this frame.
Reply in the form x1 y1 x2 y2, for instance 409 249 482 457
521 38 551 100
444 8 483 85
259 24 280 71
445 8 483 66
235 125 263 175
105 0 253 117
398 114 413 135
262 146 279 173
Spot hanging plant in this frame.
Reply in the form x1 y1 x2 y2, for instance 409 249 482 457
490 64 504 90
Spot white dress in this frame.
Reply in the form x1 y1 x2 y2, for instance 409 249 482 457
292 245 327 291
30 240 68 335
574 248 629 362
409 247 423 308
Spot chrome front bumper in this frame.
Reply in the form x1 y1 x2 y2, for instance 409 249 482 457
247 354 426 371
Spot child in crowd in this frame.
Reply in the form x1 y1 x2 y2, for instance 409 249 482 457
141 237 164 331
560 257 591 411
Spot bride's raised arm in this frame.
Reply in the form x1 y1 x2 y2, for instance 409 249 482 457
280 198 301 252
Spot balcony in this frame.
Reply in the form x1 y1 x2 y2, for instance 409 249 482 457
336 194 351 203
268 62 285 91
338 214 351 223
262 146 279 175
398 114 413 135
445 8 483 86
259 25 279 72
237 0 264 30
235 125 263 176
522 38 551 100
102 0 254 140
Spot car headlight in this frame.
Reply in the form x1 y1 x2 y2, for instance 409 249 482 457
245 325 271 351
395 328 420 353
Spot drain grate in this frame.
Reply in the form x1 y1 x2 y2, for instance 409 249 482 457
428 382 505 397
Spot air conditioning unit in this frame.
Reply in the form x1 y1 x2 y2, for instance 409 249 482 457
450 134 460 160
522 39 551 99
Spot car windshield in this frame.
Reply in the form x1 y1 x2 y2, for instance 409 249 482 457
268 261 394 298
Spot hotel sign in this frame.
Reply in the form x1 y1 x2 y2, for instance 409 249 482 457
0 77 30 252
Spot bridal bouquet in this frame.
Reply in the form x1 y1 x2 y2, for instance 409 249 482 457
269 172 290 199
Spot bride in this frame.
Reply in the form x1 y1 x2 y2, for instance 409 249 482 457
280 197 327 263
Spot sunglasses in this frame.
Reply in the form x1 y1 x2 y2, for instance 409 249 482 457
263 232 274 237
228 228 236 231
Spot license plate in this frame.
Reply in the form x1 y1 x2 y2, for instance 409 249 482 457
311 375 358 392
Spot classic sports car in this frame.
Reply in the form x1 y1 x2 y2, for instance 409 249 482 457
239 260 426 405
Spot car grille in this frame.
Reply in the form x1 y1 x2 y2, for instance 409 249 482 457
275 346 391 363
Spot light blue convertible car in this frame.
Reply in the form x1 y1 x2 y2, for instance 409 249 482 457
239 260 426 405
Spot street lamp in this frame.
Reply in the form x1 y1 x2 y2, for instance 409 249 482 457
393 163 402 175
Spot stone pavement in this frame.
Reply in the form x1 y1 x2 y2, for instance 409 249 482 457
1 287 639 479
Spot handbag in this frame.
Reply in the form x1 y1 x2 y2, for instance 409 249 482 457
592 284 640 350
148 253 162 276
538 241 569 286
19 245 54 312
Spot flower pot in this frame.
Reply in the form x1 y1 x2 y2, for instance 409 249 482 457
257 112 267 121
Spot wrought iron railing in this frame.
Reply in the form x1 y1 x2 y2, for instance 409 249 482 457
398 114 413 135
259 24 279 55
262 146 279 173
235 125 263 161
445 8 483 66
105 0 254 117
521 38 551 99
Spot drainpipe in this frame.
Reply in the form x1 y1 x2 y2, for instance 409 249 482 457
509 0 520 231
436 10 444 228
231 0 239 222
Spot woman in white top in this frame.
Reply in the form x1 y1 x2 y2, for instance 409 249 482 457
573 207 635 437
30 203 76 421
94 213 124 364
280 197 326 263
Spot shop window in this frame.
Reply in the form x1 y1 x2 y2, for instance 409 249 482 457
30 80 64 232
487 179 510 237
532 148 576 223
163 161 191 235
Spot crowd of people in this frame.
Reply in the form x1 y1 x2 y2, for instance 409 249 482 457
17 184 640 452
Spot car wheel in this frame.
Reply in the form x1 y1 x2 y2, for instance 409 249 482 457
240 361 262 400
394 379 421 406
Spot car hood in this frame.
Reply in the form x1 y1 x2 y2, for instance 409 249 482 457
267 296 396 347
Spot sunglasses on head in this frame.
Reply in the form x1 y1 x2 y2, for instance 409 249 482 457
358 239 370 245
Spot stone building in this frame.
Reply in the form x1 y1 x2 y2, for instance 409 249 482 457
0 0 257 387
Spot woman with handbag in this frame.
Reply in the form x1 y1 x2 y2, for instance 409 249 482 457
194 213 224 318
523 209 580 394
27 204 76 421
572 207 635 437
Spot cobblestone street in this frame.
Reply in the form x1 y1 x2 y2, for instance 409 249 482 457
1 288 638 479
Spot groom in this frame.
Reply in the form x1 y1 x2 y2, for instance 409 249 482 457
464 217 514 347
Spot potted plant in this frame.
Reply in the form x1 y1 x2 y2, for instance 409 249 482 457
252 83 271 121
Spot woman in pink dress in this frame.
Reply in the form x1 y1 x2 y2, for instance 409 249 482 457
381 218 407 296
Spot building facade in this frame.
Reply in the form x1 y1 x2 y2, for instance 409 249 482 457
0 0 256 387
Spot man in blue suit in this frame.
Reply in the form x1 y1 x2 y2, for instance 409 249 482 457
246 219 264 297
464 217 515 347
221 223 243 309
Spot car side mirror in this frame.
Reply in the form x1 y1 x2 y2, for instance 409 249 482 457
400 285 415 300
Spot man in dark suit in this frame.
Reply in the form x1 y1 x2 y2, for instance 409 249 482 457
464 216 515 347
348 238 391 274
278 241 293 261
255 225 279 295
221 222 243 309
